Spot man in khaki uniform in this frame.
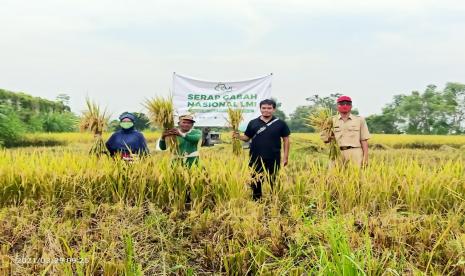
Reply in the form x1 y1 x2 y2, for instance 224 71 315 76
321 96 370 166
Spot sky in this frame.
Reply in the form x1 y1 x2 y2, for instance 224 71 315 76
1 0 464 118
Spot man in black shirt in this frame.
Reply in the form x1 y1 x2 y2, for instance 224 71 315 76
233 99 291 200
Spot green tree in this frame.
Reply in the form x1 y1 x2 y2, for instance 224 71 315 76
443 82 465 134
271 98 287 121
0 89 78 135
133 112 150 131
56 93 71 108
0 105 25 147
40 112 78 132
395 85 453 134
288 93 360 132
26 114 46 132
367 83 465 134
366 108 399 134
305 93 342 112
288 105 313 132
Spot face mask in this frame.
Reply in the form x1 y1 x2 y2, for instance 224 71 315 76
337 105 352 113
120 121 134 129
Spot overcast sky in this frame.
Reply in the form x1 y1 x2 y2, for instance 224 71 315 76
1 0 464 118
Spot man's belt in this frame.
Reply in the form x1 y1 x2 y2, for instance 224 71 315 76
340 146 359 151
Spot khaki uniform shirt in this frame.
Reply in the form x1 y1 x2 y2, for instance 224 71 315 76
321 114 371 147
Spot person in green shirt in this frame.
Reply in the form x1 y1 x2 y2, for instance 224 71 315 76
159 115 202 167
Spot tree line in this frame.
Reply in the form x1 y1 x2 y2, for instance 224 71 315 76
285 82 465 134
1 82 464 146
0 89 77 146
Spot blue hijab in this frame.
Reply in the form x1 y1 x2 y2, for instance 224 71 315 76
105 113 149 156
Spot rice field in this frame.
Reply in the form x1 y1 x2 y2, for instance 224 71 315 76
21 132 465 149
1 132 465 275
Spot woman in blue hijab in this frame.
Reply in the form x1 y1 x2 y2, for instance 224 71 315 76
105 112 149 158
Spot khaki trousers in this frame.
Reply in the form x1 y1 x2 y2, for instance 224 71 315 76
341 147 363 166
330 147 363 168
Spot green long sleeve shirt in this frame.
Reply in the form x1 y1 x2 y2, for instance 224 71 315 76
159 128 201 167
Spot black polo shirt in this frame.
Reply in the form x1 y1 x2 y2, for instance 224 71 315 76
244 116 290 161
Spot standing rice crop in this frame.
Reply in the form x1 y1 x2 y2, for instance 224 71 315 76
79 98 110 156
144 96 179 154
1 136 465 274
228 107 243 156
307 107 341 160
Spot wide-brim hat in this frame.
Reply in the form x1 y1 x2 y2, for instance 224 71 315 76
179 114 196 123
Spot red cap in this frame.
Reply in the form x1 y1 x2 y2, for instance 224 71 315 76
337 96 352 102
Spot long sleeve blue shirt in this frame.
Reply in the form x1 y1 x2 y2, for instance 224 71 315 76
105 128 149 156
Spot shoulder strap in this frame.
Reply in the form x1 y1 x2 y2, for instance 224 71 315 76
252 118 279 140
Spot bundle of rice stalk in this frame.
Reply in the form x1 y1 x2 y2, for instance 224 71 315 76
227 107 244 155
144 96 179 154
306 107 341 160
80 98 110 156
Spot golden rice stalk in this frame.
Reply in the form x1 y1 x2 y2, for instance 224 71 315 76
227 108 244 156
306 107 341 160
144 96 179 154
80 98 110 156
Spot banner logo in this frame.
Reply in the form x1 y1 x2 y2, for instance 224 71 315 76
214 83 233 92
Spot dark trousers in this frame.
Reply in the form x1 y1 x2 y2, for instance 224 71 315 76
249 157 280 200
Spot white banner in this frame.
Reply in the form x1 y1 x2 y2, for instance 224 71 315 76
173 73 272 129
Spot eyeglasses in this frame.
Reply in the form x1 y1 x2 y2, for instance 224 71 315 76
338 101 352 106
